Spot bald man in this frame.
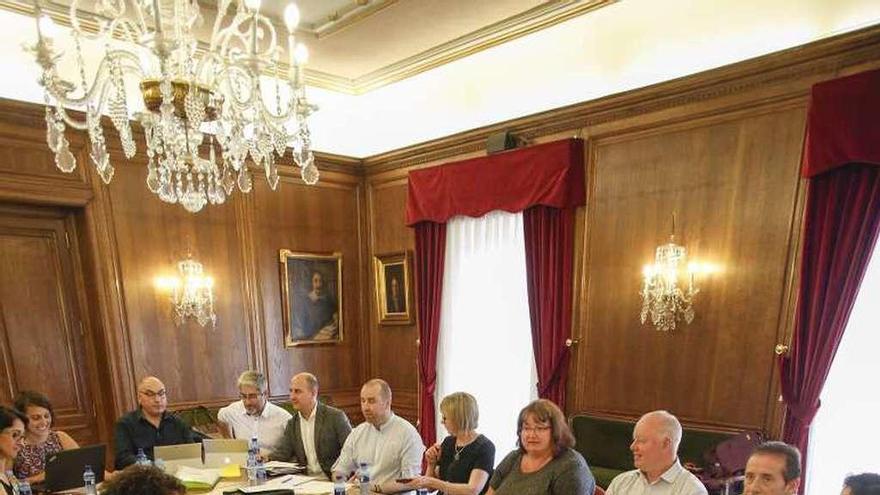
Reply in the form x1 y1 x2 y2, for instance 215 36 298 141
113 377 197 469
606 410 707 495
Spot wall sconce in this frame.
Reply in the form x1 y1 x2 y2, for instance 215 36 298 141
640 216 717 332
154 257 217 327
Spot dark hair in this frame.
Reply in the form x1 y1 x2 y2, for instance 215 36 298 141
14 390 54 420
845 473 880 495
516 399 574 457
101 465 184 495
752 441 802 482
0 405 26 431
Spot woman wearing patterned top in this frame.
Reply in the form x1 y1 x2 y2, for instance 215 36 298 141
13 391 79 483
412 392 495 495
487 399 595 495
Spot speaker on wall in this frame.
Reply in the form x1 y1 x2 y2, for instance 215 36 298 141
486 131 525 154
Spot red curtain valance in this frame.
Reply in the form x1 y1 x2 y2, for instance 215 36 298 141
802 68 880 178
405 138 585 225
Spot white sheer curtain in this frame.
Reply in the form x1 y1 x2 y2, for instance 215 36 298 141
805 238 880 494
434 210 538 462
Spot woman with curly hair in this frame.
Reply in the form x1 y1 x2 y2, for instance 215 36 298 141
101 465 185 495
12 391 79 483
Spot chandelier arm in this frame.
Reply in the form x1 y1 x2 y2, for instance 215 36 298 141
45 50 144 109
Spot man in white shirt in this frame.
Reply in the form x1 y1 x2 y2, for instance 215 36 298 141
217 370 291 454
333 378 424 494
270 372 352 478
606 410 708 495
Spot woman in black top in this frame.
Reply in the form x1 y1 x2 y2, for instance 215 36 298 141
0 406 27 495
412 392 495 495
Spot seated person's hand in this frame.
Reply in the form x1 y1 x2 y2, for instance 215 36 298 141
424 443 441 464
410 476 443 491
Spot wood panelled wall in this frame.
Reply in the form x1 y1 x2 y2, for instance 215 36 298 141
0 106 370 443
362 24 880 436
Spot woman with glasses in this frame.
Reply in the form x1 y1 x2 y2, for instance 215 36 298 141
411 392 495 494
486 399 594 495
0 406 27 495
12 391 79 483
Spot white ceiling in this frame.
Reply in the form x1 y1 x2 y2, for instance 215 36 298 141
1 0 879 157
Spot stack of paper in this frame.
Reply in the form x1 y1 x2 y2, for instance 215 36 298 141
262 461 305 476
174 465 221 490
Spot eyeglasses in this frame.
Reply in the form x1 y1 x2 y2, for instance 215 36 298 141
240 392 264 400
139 389 167 399
521 425 552 434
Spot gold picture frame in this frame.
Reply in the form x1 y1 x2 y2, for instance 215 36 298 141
279 250 343 346
374 251 413 325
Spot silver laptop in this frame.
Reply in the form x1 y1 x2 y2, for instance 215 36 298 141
154 443 203 473
203 438 249 468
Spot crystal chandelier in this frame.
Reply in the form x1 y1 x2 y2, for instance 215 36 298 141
26 0 319 213
639 217 699 332
155 257 216 327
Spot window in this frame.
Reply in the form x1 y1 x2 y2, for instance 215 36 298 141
434 211 538 461
806 238 880 494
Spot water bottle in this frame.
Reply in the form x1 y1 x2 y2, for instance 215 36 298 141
5 471 19 495
416 489 428 495
17 480 32 495
255 457 267 485
135 448 150 466
83 465 97 495
333 473 346 495
358 462 371 495
246 436 258 484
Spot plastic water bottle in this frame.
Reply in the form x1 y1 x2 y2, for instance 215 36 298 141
83 465 97 495
358 462 371 495
17 480 32 495
135 448 150 466
333 473 346 495
5 471 19 495
246 436 258 484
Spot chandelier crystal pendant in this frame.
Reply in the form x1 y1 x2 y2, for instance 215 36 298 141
156 257 216 327
639 216 700 332
26 0 319 213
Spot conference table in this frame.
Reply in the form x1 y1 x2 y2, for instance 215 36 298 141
190 473 381 495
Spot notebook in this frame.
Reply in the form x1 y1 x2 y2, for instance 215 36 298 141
203 438 249 469
154 443 203 473
44 444 106 493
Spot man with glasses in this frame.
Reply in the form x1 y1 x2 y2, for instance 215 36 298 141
113 376 197 469
217 370 291 454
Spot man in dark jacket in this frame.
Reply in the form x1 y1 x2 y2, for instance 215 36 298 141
270 373 351 479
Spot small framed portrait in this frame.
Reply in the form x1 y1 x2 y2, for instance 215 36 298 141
279 250 343 346
374 251 413 325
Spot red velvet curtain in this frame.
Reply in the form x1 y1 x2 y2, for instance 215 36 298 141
780 69 880 490
407 138 585 445
414 221 447 447
523 206 576 406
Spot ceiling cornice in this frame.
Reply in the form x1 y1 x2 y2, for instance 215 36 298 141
0 0 616 95
361 22 880 173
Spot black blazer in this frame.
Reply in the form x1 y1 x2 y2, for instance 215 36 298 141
269 402 352 478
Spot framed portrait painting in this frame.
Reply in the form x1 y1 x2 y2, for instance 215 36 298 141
279 250 343 346
374 251 413 325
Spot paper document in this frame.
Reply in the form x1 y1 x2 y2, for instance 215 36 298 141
293 480 341 495
237 474 303 493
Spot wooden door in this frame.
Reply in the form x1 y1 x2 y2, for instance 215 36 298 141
0 204 99 445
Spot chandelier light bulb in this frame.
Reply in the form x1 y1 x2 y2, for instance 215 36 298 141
293 43 309 64
243 0 261 12
283 4 301 31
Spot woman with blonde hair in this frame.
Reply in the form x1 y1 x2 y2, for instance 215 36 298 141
411 392 495 495
487 399 594 495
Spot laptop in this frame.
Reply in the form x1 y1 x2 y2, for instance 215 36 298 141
203 438 248 468
154 443 203 473
44 444 106 493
